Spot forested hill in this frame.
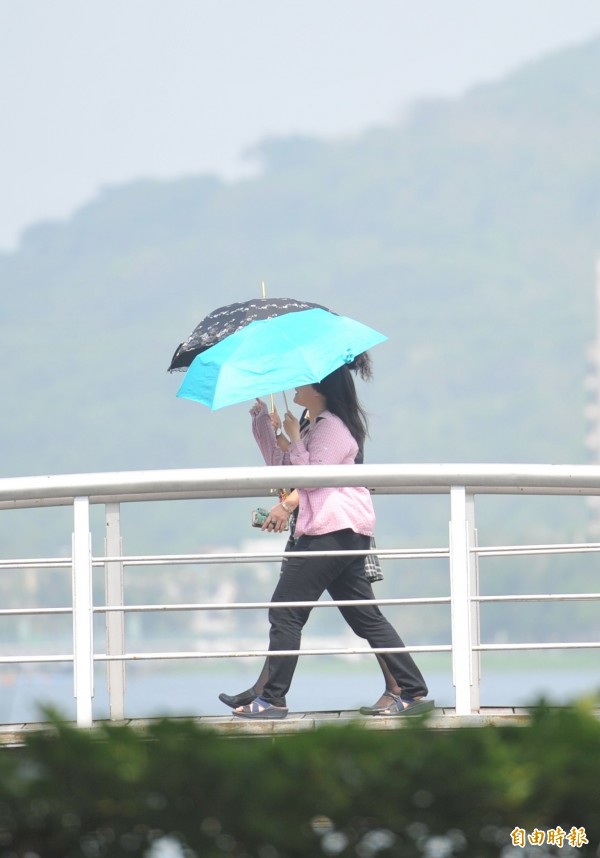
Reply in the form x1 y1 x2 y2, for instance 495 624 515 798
2 36 600 548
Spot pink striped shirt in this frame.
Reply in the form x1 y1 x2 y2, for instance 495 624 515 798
251 406 375 538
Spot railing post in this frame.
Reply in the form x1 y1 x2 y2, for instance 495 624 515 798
466 492 481 711
72 496 94 727
105 503 125 720
449 486 474 715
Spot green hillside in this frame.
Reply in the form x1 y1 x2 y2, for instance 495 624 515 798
1 36 600 560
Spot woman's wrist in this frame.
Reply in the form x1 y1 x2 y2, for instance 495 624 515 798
280 500 294 514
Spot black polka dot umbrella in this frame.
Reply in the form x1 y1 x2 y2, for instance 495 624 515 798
168 296 330 372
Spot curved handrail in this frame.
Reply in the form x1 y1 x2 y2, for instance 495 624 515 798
2 462 600 510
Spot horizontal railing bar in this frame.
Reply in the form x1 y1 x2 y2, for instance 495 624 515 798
475 593 600 602
3 641 598 666
475 642 600 651
9 543 600 568
0 559 71 569
0 548 449 572
0 490 283 511
0 608 72 616
3 593 595 618
95 645 452 662
475 542 600 556
0 655 73 664
95 548 449 565
94 596 451 613
4 462 600 511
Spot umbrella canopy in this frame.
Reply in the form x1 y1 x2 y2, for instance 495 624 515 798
176 308 387 409
168 297 329 371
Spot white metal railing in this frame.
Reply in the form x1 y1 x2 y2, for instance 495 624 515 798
1 463 600 726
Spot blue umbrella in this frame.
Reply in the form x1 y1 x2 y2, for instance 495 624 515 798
176 307 387 409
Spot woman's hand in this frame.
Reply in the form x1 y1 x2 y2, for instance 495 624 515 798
269 409 282 432
262 502 292 533
250 398 267 417
269 409 292 450
283 410 301 442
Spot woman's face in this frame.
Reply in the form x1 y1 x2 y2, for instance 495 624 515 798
293 384 321 409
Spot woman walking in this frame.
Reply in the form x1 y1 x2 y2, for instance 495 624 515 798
221 355 433 719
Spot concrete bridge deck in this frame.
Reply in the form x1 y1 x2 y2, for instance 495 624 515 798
0 706 569 747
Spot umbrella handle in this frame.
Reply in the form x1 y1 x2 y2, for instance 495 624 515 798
270 392 289 414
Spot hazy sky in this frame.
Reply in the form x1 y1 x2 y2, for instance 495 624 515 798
2 0 600 251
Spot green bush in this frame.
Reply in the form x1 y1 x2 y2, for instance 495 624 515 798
0 701 598 857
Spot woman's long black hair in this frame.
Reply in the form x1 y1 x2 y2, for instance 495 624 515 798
314 352 372 450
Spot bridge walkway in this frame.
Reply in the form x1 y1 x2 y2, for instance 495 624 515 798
1 705 590 747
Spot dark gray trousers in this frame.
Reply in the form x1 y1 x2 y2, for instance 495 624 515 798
261 528 429 707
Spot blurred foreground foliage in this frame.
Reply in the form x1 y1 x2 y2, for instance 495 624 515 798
0 701 599 857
